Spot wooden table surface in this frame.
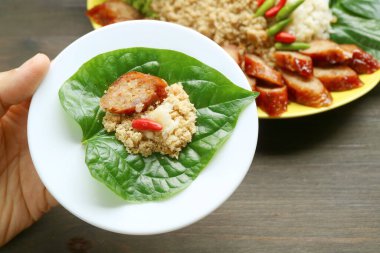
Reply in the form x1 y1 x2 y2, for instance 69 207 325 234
1 1 380 252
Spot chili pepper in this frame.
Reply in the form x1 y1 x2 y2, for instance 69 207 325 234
254 0 276 18
276 0 305 21
274 32 296 44
275 42 310 51
132 118 163 132
267 18 292 36
265 0 287 18
257 0 266 7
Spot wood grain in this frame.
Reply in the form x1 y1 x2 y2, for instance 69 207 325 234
1 0 380 252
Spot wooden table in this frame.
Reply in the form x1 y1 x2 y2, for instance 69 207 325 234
1 1 380 252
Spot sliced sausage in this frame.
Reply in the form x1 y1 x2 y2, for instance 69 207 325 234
256 85 288 117
274 51 313 78
340 44 380 74
86 0 142 26
223 45 244 66
246 75 257 91
282 71 332 108
100 71 168 114
301 40 348 65
314 66 362 91
340 44 360 59
244 54 284 86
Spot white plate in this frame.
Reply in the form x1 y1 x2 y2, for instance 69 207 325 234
28 20 258 235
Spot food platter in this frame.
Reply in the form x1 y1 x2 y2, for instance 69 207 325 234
86 0 380 119
28 21 258 234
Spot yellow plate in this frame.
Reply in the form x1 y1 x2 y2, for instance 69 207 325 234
86 0 380 119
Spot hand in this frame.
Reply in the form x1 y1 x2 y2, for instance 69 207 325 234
0 54 58 246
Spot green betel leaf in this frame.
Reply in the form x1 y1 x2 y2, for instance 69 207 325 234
330 0 380 60
59 48 258 202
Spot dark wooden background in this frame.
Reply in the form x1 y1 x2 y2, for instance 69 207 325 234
1 0 380 252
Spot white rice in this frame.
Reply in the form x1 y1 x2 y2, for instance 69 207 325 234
285 0 336 42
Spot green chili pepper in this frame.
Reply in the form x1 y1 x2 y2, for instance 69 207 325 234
275 42 311 51
254 0 276 18
267 18 292 36
276 0 305 21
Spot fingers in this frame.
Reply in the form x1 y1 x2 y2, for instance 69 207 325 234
0 54 50 118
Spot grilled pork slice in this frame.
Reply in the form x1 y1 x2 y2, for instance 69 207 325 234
100 71 168 114
87 0 142 26
340 44 361 58
301 40 348 65
244 54 284 86
256 85 288 117
223 45 244 66
340 44 380 74
246 75 257 91
274 51 313 78
282 71 332 107
314 66 362 91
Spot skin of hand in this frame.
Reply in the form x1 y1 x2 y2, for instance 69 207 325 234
0 54 58 247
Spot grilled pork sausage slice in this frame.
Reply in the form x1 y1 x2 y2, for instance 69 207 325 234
314 66 362 91
100 71 168 114
340 44 380 74
245 54 284 86
282 71 332 108
223 45 243 66
274 51 313 78
87 0 142 26
256 85 288 117
246 75 257 91
301 40 348 65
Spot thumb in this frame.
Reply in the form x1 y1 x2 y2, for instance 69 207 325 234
0 53 50 117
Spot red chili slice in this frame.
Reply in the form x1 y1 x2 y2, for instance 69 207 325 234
257 0 266 7
265 0 287 18
275 32 296 44
132 119 163 132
